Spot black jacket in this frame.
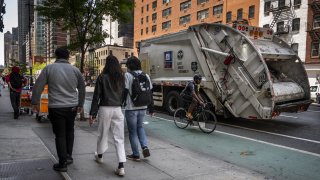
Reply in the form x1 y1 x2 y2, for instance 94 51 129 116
89 74 124 117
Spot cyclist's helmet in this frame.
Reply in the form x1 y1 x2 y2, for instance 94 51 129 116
193 74 202 81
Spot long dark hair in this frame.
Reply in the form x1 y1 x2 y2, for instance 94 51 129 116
102 55 124 90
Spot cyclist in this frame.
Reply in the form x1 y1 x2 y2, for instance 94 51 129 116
180 74 206 119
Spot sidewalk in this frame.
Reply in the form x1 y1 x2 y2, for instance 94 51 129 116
0 87 267 180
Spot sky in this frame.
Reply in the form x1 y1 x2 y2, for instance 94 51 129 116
0 0 18 66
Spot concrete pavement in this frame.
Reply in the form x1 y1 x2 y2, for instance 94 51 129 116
0 86 267 180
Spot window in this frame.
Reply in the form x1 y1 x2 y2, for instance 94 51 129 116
249 6 255 18
152 25 157 32
162 21 171 30
152 1 157 9
141 29 143 35
146 16 149 23
180 14 191 25
146 4 149 11
263 24 270 28
163 0 170 4
311 42 319 57
277 21 285 32
180 0 191 11
313 15 320 29
226 11 232 23
141 7 144 13
141 18 143 24
264 1 271 13
278 0 285 8
213 5 223 15
197 0 208 5
291 43 299 54
292 18 300 31
162 7 172 17
197 9 209 20
152 13 157 21
146 27 149 34
237 8 243 20
294 0 301 6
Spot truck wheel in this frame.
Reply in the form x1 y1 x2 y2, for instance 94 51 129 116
165 91 183 116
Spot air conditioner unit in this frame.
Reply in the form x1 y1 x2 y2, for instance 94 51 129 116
201 19 205 22
216 14 221 18
153 20 156 23
183 24 186 27
184 9 187 13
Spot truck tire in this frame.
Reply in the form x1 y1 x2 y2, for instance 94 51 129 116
165 91 183 116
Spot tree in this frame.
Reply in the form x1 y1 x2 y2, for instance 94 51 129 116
36 0 133 73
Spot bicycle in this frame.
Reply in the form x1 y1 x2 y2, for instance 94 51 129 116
173 102 217 133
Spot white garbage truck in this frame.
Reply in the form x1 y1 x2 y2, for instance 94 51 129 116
138 23 312 119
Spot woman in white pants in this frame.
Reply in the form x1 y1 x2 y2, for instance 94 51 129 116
89 55 126 176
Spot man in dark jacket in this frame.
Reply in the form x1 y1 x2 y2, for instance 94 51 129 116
32 48 85 172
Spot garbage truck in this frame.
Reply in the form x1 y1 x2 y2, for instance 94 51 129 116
138 23 312 119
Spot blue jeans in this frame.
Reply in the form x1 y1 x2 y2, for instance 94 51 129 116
125 109 148 157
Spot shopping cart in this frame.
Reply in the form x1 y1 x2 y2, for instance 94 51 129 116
36 85 49 122
20 85 33 115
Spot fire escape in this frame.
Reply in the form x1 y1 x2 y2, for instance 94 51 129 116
269 0 296 44
307 1 320 41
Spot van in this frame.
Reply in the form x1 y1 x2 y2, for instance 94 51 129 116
310 85 320 104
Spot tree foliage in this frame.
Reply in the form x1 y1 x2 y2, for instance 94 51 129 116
36 0 133 73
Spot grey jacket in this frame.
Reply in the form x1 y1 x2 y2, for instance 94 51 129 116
31 59 85 108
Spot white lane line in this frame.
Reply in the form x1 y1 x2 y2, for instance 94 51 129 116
149 115 320 158
279 115 298 119
307 110 320 113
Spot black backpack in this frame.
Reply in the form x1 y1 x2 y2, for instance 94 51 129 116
10 73 23 89
130 71 152 106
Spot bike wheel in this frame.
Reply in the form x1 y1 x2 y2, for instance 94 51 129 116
174 108 189 129
197 110 217 133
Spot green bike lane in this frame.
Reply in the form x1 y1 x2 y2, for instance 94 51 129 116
143 115 320 180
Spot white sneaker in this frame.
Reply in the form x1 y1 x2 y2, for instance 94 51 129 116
94 152 103 163
115 168 125 176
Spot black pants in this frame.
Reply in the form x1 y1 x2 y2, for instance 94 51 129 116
49 107 77 164
10 91 21 116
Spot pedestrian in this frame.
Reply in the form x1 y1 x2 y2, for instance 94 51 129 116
89 55 126 177
0 71 5 97
31 48 85 172
5 66 27 119
123 56 152 161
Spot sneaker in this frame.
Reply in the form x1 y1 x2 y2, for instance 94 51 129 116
94 152 103 163
66 156 73 165
53 163 67 172
126 154 140 161
115 168 125 177
142 147 150 158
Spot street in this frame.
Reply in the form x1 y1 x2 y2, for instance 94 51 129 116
84 88 320 180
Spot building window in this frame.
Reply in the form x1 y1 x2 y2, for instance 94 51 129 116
278 0 285 8
197 9 209 20
180 14 191 25
277 21 285 32
141 18 143 24
263 24 270 28
141 29 143 35
313 15 320 29
226 11 232 23
162 7 172 17
146 27 149 34
237 8 243 20
152 1 157 9
264 1 271 13
249 5 255 19
163 0 170 4
197 0 208 5
146 4 149 11
180 0 191 11
146 16 149 23
294 0 301 6
311 42 319 57
213 5 223 15
152 25 157 32
152 13 157 21
162 21 171 30
141 7 144 13
292 18 300 31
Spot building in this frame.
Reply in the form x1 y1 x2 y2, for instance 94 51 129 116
134 0 260 54
33 0 46 57
18 0 34 64
306 0 320 86
4 31 12 67
3 28 20 67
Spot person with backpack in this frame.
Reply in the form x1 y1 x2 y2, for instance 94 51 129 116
5 66 27 119
89 55 126 177
122 56 152 161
